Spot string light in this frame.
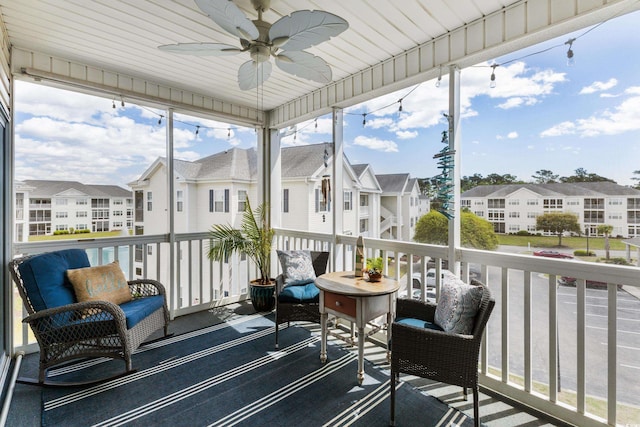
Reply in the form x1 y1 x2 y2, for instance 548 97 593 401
435 66 442 87
158 115 163 125
314 118 318 130
565 38 576 66
121 97 125 107
227 128 231 139
490 64 498 88
362 113 367 127
112 99 116 109
398 99 403 113
195 125 200 137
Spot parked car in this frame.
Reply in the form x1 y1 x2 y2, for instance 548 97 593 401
412 268 443 288
533 250 574 259
409 288 436 302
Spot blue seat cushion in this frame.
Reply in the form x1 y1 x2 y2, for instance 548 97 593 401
18 249 90 312
396 317 444 331
278 282 320 303
119 295 165 329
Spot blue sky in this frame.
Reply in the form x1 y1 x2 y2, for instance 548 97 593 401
14 9 640 189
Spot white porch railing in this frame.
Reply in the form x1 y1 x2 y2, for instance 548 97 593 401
10 229 640 427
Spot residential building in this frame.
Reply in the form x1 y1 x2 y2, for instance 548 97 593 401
461 182 640 237
375 174 422 241
14 180 133 241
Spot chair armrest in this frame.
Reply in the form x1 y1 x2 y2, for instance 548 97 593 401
23 300 126 326
275 274 285 294
396 298 437 323
127 279 166 299
391 322 476 358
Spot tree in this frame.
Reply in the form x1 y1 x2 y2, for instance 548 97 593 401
597 224 614 260
532 169 558 184
560 168 615 183
536 212 581 246
413 210 498 250
632 170 640 189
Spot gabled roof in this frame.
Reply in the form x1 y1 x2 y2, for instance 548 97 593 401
281 143 333 178
194 147 257 181
376 173 410 193
22 180 130 198
462 182 640 198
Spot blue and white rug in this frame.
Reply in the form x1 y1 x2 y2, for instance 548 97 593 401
41 314 475 426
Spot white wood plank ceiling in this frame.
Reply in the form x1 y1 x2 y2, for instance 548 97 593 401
1 0 638 127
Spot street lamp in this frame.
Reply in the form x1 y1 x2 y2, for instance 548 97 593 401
585 227 590 255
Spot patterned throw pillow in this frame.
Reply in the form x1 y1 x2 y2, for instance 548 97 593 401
67 261 132 305
434 276 483 334
277 250 316 287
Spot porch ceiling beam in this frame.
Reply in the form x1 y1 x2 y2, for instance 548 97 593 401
268 0 640 129
13 51 264 128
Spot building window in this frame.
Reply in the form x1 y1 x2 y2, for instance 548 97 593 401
488 199 505 209
76 198 88 205
16 193 24 220
76 211 87 217
315 188 330 212
461 199 471 208
113 221 123 227
113 210 123 216
56 198 68 205
360 218 368 233
238 190 247 212
609 198 623 205
608 213 622 220
176 190 183 212
509 212 520 218
55 224 68 231
344 190 353 211
360 194 369 207
474 211 484 217
147 245 153 256
584 211 604 223
147 192 152 211
488 210 504 220
509 224 520 232
113 199 123 205
527 199 538 206
92 198 109 208
543 199 563 209
628 198 640 209
584 198 604 209
56 212 68 218
508 199 520 205
76 224 87 230
209 189 229 212
283 189 289 213
135 191 144 222
527 212 538 218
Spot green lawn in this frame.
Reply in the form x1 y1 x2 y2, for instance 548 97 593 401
497 234 627 251
28 231 128 241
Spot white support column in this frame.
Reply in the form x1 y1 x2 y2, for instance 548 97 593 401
166 108 176 316
447 65 461 274
269 128 282 229
332 108 344 254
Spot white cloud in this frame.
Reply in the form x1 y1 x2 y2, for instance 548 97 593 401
353 135 398 152
579 78 618 95
541 89 640 137
396 130 418 139
507 131 518 139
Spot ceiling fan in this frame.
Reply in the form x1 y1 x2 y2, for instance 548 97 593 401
158 0 349 90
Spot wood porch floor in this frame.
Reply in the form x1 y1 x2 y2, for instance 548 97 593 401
5 302 567 426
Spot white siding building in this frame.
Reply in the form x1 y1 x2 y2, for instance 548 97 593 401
461 182 640 237
14 180 133 240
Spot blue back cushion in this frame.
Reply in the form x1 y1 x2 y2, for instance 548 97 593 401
18 249 90 311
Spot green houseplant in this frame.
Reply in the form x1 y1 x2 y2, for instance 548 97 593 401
207 200 275 311
365 257 384 282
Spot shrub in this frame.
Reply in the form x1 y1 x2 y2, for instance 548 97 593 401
573 249 595 256
516 230 530 236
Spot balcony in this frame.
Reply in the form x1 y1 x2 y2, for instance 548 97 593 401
6 229 639 426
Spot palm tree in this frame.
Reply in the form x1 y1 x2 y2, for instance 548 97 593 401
597 224 614 260
207 200 273 285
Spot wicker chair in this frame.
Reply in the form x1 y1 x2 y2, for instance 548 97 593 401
9 249 170 386
390 279 494 427
274 251 329 348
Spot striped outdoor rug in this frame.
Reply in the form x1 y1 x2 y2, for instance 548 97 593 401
41 314 475 426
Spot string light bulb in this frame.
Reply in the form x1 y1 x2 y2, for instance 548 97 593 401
195 125 200 137
314 118 318 130
120 97 125 107
227 128 231 139
362 113 367 127
565 38 576 66
490 64 498 88
398 99 403 113
112 99 116 109
435 66 442 88
158 115 163 125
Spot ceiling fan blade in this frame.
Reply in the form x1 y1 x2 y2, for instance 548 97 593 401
195 0 259 40
275 51 331 84
238 60 272 91
158 42 242 56
269 10 348 52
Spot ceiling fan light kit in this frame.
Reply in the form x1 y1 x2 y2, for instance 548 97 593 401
158 0 349 90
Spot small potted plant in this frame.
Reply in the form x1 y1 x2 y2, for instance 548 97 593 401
207 200 275 311
365 257 384 282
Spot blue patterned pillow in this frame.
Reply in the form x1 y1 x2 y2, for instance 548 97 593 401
434 276 483 334
277 250 316 286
